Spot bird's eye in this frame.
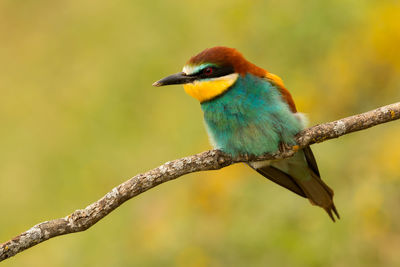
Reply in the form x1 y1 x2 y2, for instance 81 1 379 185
204 67 213 76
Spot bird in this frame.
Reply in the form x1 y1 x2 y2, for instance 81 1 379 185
153 46 339 221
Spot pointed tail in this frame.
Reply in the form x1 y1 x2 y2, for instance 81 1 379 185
249 146 340 221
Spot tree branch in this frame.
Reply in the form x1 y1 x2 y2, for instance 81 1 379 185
1 102 399 261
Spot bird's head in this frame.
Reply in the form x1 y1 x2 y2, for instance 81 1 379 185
152 46 267 103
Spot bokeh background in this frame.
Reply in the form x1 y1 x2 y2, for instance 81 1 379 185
1 0 400 266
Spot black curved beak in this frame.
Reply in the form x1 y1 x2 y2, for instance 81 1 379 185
152 72 196 87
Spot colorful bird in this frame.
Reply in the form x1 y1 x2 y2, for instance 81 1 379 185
153 46 339 221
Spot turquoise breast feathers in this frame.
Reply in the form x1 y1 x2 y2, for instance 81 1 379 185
201 74 303 156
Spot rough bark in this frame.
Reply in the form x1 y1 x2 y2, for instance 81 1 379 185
1 102 399 261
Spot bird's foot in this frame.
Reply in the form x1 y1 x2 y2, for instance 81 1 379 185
278 142 291 152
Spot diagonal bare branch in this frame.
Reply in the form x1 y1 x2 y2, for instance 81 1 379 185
1 102 399 262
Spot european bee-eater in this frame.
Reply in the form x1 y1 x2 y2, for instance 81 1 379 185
153 46 339 221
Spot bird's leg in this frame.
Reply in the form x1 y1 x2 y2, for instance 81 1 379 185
241 153 250 162
279 142 300 154
278 142 292 153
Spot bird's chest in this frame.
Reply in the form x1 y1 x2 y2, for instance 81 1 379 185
200 79 302 156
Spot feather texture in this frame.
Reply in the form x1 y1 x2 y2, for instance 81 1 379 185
173 46 339 221
251 149 339 221
201 72 339 221
201 74 302 156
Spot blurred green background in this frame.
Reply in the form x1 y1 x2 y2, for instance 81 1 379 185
1 0 400 266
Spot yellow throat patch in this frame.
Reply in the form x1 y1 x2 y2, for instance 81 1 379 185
183 73 239 102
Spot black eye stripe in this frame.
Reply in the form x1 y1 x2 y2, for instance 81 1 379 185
190 65 234 79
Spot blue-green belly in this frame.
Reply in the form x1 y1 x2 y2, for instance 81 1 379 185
201 74 303 156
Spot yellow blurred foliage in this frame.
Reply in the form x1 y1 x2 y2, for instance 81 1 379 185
369 3 400 71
